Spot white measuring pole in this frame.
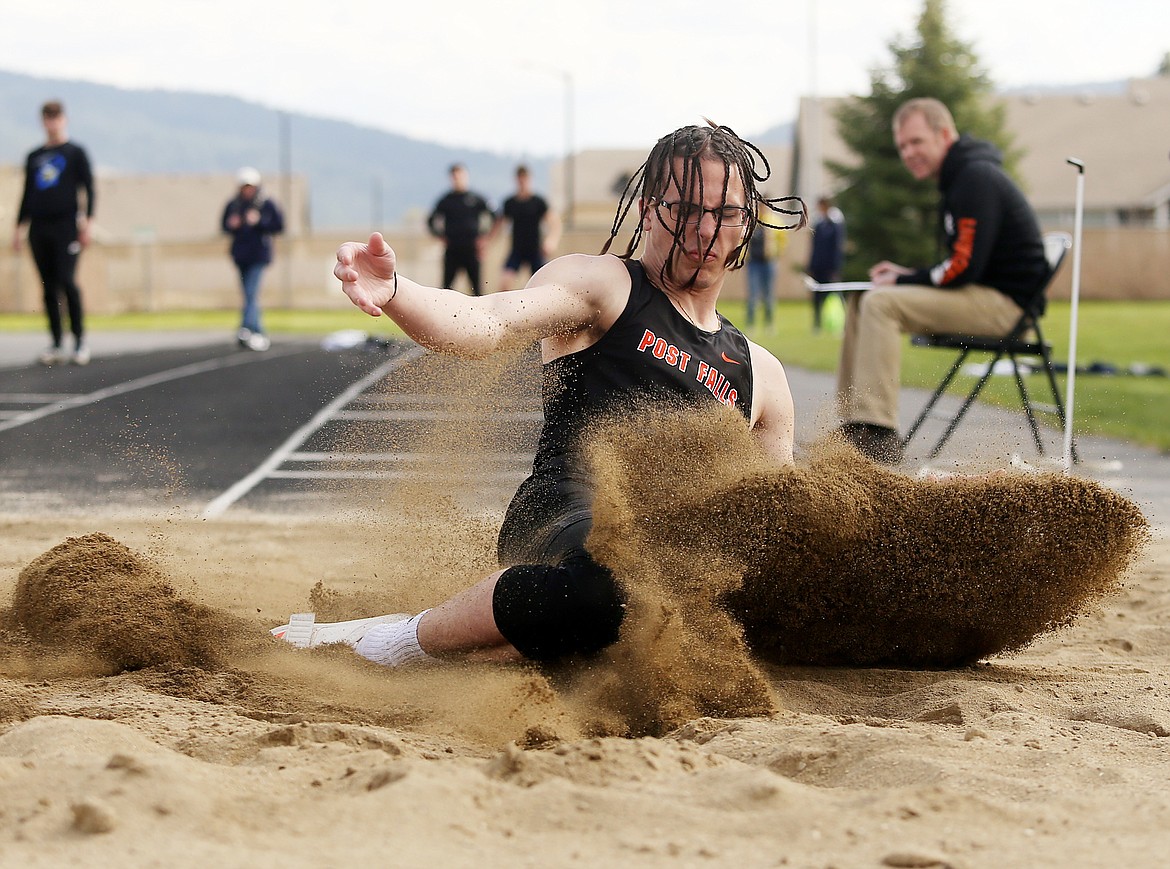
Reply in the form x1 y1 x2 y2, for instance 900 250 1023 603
1063 158 1085 470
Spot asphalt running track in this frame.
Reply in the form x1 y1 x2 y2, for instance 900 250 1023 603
2 332 1167 530
0 337 544 518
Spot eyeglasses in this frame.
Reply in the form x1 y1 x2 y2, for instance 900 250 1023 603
655 200 752 227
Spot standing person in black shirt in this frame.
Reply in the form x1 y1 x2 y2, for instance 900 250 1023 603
12 101 95 366
427 163 494 295
492 164 561 289
272 122 807 669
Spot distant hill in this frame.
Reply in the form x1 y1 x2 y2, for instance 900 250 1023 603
753 120 795 145
0 68 549 230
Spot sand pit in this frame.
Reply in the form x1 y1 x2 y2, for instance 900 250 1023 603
1 404 1167 866
588 408 1148 670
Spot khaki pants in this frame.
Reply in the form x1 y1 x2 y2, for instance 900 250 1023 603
837 284 1023 430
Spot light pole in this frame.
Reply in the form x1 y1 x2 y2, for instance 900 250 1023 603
562 70 575 230
278 110 293 307
371 174 384 230
522 64 575 230
806 0 822 202
1063 158 1086 470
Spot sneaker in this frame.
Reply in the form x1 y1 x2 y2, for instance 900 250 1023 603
237 328 253 348
270 612 410 649
38 346 65 366
246 332 271 352
71 344 90 366
840 422 904 465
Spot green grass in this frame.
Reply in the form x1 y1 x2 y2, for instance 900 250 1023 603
4 300 1167 452
724 299 1170 454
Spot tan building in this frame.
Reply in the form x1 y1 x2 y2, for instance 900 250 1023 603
0 168 318 317
1 168 309 244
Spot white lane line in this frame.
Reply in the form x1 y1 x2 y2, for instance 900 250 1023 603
0 393 86 402
0 347 304 434
201 346 426 518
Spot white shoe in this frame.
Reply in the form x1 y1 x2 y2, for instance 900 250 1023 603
270 612 410 649
237 328 253 348
71 345 90 366
246 332 271 352
38 346 65 366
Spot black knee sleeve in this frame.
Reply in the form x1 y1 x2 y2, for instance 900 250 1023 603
492 553 626 662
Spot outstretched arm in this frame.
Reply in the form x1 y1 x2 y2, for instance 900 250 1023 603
334 233 625 358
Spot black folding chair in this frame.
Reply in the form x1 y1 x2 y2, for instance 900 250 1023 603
901 231 1079 463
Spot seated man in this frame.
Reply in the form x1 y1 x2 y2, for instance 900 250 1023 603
837 97 1050 464
272 122 806 668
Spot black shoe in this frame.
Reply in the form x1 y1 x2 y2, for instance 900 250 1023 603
840 422 904 465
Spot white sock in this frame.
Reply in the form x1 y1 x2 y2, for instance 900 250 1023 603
354 610 431 667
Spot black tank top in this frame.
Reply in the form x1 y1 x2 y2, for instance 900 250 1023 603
535 258 753 469
499 258 755 563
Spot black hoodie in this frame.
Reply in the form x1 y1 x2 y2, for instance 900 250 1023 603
897 134 1050 312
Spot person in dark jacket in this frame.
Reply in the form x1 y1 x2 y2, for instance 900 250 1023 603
222 167 284 351
837 97 1049 464
13 100 95 366
806 196 846 332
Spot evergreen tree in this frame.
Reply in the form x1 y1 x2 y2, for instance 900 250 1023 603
827 0 1015 280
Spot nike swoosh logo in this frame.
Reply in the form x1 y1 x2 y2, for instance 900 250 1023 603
721 352 741 365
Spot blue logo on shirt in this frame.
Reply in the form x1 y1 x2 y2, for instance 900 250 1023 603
35 154 67 191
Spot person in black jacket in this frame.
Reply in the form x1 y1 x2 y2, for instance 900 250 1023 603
12 101 95 366
806 196 846 332
221 167 284 351
427 163 494 295
837 97 1049 464
272 122 807 668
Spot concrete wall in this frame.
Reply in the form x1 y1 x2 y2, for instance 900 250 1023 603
1 225 1166 316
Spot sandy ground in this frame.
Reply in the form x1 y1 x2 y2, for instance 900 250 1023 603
1 413 1167 868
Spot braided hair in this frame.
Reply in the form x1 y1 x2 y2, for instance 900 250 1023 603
600 120 806 288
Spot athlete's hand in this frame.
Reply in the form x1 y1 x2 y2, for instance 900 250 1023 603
335 232 398 317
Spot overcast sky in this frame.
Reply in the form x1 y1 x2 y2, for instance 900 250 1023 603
3 0 1165 157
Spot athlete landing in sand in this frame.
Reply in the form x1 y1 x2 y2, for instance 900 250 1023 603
272 122 806 667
